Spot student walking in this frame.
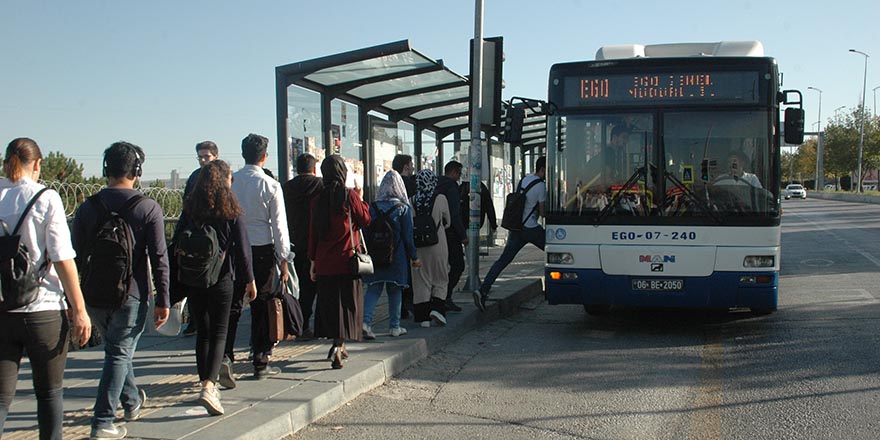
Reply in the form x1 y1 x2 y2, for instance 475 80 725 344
174 160 256 415
309 155 370 369
361 170 419 338
181 140 221 337
72 142 170 439
437 161 467 312
410 169 451 327
0 138 92 440
228 134 293 382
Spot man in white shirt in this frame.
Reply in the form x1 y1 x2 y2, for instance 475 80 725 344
223 133 292 385
475 157 546 311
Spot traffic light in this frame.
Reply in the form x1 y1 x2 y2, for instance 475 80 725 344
502 103 526 144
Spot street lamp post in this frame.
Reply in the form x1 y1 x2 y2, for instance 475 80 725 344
808 86 823 190
873 85 880 117
849 49 869 193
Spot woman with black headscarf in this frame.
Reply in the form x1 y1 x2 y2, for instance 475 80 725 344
308 155 371 369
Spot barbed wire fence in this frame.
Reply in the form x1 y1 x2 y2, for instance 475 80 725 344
42 180 183 239
41 180 184 219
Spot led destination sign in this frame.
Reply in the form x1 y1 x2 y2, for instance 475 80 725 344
562 71 760 107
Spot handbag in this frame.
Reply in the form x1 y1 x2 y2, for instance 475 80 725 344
348 204 374 276
267 297 285 343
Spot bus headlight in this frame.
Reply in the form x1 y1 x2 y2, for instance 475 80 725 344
743 256 775 268
547 252 574 264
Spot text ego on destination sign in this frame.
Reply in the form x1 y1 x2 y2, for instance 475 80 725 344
562 71 759 106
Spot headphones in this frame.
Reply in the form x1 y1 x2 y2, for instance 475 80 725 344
103 144 142 178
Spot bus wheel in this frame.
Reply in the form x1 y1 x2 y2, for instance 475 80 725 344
750 308 775 316
584 305 611 315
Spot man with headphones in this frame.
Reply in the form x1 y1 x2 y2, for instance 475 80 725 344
72 142 170 440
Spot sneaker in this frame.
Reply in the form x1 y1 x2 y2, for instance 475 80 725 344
90 424 127 439
445 299 462 312
419 321 431 328
198 386 224 416
362 323 376 340
253 366 281 380
123 388 146 421
390 327 408 337
430 310 447 326
218 358 236 389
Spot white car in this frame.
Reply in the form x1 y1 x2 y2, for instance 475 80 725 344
784 184 807 200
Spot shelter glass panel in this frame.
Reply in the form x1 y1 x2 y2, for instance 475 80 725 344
331 99 363 189
384 87 470 110
421 131 438 173
287 85 324 176
349 72 462 99
305 51 435 86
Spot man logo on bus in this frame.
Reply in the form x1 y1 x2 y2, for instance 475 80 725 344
639 255 676 263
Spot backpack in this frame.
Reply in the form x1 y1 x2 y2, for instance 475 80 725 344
412 195 441 248
80 194 146 309
175 221 226 288
0 188 50 312
365 202 403 268
500 178 542 231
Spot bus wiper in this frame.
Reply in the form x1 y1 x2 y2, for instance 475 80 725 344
596 166 645 225
663 169 724 224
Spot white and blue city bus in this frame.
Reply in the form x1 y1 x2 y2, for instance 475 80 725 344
543 41 804 314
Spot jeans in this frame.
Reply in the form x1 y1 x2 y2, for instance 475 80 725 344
87 295 148 429
363 283 403 329
187 274 233 382
480 226 546 293
0 310 68 440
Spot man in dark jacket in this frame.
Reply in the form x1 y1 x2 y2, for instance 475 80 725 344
437 160 468 312
282 154 323 338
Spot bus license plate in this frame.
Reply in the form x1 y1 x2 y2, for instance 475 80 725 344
631 279 684 291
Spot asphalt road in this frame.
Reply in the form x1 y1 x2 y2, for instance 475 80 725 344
293 198 880 440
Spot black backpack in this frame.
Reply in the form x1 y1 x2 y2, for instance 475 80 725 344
365 202 403 268
80 194 146 309
0 188 50 312
175 221 225 288
500 178 542 231
412 195 440 248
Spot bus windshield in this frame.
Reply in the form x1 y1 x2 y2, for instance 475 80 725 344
548 110 777 224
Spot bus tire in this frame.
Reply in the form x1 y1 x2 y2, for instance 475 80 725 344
751 308 775 316
584 305 611 315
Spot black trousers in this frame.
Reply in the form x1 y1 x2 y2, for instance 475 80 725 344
188 273 233 382
446 233 465 300
226 244 276 369
294 251 316 331
0 310 68 440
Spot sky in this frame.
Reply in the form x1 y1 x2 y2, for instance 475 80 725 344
2 0 878 180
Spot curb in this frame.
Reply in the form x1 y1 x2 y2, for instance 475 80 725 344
216 278 545 440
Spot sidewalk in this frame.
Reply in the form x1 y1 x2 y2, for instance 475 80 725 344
4 243 545 440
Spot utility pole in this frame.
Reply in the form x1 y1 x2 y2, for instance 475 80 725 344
465 0 484 292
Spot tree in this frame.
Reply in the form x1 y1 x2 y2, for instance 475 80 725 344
824 107 880 189
40 152 87 183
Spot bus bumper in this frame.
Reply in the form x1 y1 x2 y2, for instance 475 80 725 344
545 269 777 311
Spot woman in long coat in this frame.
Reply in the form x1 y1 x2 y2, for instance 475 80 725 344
309 155 371 369
410 169 451 327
